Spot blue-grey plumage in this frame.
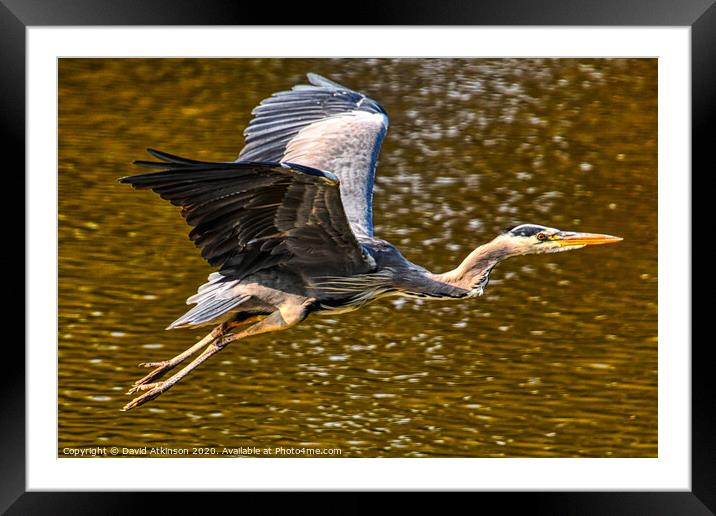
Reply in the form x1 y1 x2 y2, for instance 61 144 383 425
118 74 622 411
238 73 388 238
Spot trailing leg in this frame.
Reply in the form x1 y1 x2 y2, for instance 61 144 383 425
128 315 267 392
121 300 312 411
128 323 229 392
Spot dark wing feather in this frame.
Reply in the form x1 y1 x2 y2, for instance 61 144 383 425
237 73 389 238
120 149 374 280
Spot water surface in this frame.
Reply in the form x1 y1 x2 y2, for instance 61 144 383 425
58 58 657 457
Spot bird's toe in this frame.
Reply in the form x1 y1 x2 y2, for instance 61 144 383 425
139 360 169 368
126 381 164 395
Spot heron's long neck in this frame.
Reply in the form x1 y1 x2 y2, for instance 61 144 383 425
430 236 515 291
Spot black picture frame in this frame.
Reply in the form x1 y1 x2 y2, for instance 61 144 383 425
3 0 710 513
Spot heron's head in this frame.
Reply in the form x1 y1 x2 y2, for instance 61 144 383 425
500 224 622 256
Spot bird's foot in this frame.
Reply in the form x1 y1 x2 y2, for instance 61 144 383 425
139 360 169 368
132 360 173 388
126 381 163 395
122 382 168 411
121 324 232 411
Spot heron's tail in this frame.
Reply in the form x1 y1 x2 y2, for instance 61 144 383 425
167 272 249 329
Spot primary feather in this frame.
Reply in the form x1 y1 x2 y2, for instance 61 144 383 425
119 152 373 281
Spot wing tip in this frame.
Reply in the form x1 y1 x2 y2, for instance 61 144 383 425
145 147 175 162
306 72 347 90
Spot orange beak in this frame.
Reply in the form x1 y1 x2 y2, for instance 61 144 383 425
555 231 623 247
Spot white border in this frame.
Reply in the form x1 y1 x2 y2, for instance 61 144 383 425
28 27 690 490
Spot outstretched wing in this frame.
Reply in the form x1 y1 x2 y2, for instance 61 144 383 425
238 73 388 238
120 149 375 280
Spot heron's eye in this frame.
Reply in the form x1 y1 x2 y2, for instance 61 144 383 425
537 233 546 241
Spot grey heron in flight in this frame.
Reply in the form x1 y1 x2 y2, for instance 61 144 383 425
119 73 621 411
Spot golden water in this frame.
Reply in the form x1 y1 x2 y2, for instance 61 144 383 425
58 58 657 457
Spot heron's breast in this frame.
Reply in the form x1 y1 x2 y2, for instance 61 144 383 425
314 289 398 315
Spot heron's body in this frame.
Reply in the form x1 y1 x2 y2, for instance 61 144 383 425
184 237 478 327
119 73 621 411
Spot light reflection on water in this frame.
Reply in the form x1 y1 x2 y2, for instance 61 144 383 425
59 58 657 457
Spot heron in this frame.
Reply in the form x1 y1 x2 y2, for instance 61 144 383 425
119 73 622 411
